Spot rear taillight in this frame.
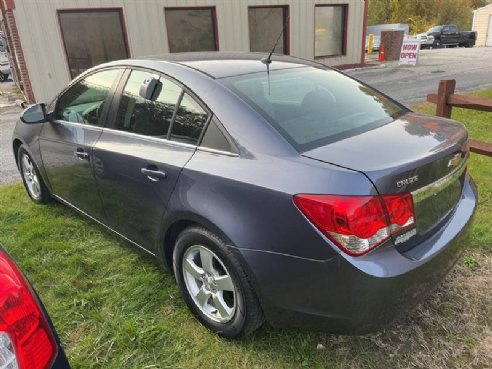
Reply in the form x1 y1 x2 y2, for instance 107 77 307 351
293 193 415 256
0 251 57 369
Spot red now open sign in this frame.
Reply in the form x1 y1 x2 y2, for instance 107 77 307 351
399 39 421 66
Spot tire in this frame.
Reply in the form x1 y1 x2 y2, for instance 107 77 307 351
0 73 7 82
465 39 475 48
173 226 263 338
18 145 51 204
432 39 442 48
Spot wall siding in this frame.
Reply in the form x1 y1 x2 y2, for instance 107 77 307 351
13 0 365 102
473 6 492 47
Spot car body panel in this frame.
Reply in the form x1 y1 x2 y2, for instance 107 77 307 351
93 131 196 253
39 121 105 218
238 178 477 332
169 149 378 261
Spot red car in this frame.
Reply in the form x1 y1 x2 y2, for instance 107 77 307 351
0 245 71 369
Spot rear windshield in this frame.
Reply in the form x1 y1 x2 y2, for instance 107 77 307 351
220 67 407 152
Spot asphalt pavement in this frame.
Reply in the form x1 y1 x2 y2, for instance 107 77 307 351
0 47 491 185
0 81 21 185
349 47 492 105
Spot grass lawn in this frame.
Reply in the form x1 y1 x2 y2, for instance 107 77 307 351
1 90 491 369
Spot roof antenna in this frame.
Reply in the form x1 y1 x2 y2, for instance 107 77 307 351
261 15 290 95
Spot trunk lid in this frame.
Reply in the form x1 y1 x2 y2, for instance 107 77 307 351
302 112 469 250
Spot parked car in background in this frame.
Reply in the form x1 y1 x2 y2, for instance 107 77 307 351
0 37 10 82
418 25 477 48
12 53 477 338
0 245 71 368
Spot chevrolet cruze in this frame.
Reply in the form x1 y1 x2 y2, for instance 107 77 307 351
12 53 477 338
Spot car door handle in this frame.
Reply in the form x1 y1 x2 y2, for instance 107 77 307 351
141 167 167 182
74 148 89 161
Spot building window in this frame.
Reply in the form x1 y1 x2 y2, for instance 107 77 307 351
248 6 289 54
314 5 347 58
165 8 218 53
58 9 129 79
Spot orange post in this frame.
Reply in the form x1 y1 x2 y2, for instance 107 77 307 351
378 44 385 62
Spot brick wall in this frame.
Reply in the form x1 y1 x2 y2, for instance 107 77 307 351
1 5 35 103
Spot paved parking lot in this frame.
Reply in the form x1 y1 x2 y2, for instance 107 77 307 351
0 81 21 185
1 47 491 185
350 47 492 105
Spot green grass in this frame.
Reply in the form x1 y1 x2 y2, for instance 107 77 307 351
0 90 491 368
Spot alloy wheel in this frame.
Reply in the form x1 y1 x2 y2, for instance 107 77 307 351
182 245 237 323
20 153 41 200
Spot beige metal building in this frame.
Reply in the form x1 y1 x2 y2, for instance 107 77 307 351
0 0 368 103
472 4 492 47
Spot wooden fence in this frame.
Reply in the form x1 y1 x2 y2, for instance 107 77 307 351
427 79 492 156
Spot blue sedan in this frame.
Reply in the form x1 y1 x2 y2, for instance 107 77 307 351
12 53 477 338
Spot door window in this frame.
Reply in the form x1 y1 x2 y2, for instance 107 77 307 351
115 70 182 137
55 69 121 125
170 93 209 144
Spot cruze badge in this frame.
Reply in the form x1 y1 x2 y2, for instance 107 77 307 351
396 175 419 188
448 153 463 168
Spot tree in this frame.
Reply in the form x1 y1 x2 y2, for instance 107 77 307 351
367 0 482 33
437 0 473 29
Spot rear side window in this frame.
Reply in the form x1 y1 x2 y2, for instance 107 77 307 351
55 69 121 125
170 93 209 145
200 116 236 153
221 67 406 152
114 70 182 137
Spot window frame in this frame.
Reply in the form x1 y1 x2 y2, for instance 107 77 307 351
247 5 290 55
52 67 125 128
164 6 220 53
57 8 130 79
313 4 348 59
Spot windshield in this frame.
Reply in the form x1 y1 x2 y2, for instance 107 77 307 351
220 67 407 152
428 26 443 33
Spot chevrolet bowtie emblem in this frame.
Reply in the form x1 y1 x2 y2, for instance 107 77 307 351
448 153 463 168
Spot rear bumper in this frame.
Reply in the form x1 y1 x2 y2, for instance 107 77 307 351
240 178 477 333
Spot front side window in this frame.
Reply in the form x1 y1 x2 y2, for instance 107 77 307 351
249 7 288 54
170 93 209 144
165 8 218 52
221 67 406 152
114 70 182 137
55 69 121 125
314 5 346 57
58 9 129 78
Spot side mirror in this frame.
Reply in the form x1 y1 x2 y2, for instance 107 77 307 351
139 75 162 101
20 103 47 124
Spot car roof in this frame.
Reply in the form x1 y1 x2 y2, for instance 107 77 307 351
142 52 328 79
